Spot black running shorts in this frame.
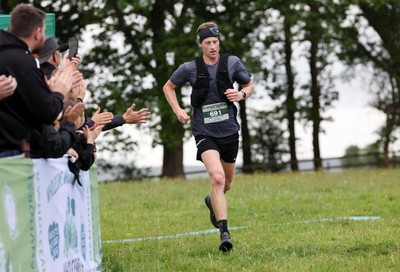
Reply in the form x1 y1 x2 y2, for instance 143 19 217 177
195 133 239 163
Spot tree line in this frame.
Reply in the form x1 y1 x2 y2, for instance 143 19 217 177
2 0 399 177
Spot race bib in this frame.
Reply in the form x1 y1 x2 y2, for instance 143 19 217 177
202 102 229 124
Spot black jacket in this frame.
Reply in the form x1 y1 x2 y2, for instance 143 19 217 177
67 133 96 186
41 120 77 158
40 62 57 80
72 132 96 171
0 30 64 157
84 115 125 131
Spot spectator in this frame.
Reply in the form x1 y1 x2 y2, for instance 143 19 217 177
0 3 74 158
37 41 85 158
66 101 104 185
41 100 85 158
37 40 150 131
38 36 69 79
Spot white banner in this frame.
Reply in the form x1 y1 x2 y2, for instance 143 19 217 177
0 157 102 272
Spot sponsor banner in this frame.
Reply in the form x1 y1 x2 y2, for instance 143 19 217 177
88 164 102 271
0 158 102 272
0 159 36 271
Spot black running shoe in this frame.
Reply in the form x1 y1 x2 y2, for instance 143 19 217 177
204 195 219 229
219 232 233 252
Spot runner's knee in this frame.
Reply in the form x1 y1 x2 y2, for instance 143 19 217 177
210 172 225 188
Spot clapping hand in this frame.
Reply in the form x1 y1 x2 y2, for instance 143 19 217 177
91 107 114 125
0 75 17 100
122 103 151 124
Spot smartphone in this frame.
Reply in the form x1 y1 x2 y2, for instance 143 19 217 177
68 37 79 60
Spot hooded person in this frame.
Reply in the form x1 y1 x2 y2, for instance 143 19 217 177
0 3 73 158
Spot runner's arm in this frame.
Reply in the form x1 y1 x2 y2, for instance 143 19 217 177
163 80 190 124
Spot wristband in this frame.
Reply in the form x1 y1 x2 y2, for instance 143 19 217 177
240 90 247 100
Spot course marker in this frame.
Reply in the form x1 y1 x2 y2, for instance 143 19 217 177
103 216 381 244
103 226 249 244
280 216 381 226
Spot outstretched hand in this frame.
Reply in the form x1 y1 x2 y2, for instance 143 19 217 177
122 103 151 124
91 107 114 125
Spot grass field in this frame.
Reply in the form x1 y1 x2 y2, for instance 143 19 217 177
99 168 400 271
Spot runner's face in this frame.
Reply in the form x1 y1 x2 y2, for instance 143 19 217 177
200 37 220 59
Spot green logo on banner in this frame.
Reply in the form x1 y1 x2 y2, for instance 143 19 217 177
81 222 86 260
48 222 59 261
64 197 78 256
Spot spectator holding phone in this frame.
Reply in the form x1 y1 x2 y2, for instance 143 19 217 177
39 38 84 102
0 3 74 158
68 37 79 60
38 36 69 79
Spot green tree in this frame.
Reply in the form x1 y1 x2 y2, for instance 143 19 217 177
299 1 342 171
50 0 263 178
249 109 288 172
0 0 25 13
342 143 383 168
263 0 300 171
82 0 201 178
282 8 298 172
338 1 400 167
257 1 341 171
341 145 362 167
5 0 265 178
